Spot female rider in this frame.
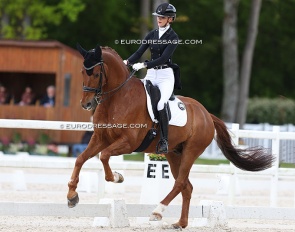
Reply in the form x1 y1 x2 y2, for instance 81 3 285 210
124 3 178 154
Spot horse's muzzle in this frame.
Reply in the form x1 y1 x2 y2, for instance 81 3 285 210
80 100 94 111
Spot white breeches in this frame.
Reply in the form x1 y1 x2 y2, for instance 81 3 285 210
144 68 174 111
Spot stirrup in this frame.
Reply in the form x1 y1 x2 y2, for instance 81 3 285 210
156 139 168 154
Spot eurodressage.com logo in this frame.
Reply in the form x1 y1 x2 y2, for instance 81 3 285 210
115 39 203 45
59 123 148 130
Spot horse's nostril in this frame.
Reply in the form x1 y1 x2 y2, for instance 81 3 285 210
86 102 92 108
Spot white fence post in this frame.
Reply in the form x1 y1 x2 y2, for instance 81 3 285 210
92 198 129 228
228 123 240 205
270 126 280 207
193 200 227 228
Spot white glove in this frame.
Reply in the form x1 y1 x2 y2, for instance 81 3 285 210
123 60 128 65
132 62 146 71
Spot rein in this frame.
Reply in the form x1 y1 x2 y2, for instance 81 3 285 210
82 62 136 105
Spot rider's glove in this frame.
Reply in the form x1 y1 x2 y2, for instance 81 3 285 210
123 60 128 66
132 62 146 71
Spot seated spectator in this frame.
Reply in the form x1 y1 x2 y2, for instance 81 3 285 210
81 131 94 144
18 86 36 106
72 113 94 157
41 85 55 107
72 131 94 157
0 85 10 104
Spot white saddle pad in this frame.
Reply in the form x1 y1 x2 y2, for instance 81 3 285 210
142 80 187 127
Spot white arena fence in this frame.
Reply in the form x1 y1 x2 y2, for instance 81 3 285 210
1 200 295 228
203 122 295 163
1 119 295 227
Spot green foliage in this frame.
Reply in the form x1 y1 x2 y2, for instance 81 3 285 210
37 133 51 145
12 132 22 143
45 0 140 59
2 0 295 116
247 97 295 125
148 153 167 161
0 0 85 39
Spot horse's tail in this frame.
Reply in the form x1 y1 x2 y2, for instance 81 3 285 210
210 114 275 171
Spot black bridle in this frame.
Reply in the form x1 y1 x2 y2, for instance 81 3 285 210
82 61 136 105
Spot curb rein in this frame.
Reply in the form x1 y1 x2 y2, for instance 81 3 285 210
82 61 136 105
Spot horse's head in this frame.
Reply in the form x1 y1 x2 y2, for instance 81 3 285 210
77 43 106 111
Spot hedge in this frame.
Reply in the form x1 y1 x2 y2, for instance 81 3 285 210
246 97 295 125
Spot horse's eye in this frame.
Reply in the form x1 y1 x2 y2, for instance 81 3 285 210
94 73 99 78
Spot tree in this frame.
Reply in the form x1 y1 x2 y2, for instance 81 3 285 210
221 0 239 122
236 0 262 126
221 0 262 126
0 0 85 40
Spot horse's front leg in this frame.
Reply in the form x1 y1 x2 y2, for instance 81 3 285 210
67 138 107 208
99 138 131 183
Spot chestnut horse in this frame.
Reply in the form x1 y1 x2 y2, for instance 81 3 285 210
67 44 274 228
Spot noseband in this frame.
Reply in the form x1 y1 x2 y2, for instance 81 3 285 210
82 61 135 105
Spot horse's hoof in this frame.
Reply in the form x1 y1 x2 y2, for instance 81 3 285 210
149 213 162 221
172 223 183 230
113 171 124 183
67 194 79 208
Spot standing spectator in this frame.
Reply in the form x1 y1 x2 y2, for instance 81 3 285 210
41 85 55 107
0 85 10 104
18 86 35 106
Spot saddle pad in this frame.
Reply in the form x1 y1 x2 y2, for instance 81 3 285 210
142 80 187 127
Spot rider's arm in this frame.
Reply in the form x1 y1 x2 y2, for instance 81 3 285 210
127 32 153 64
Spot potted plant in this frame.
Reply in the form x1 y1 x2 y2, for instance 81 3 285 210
148 153 167 161
0 136 10 154
34 133 51 155
8 132 23 154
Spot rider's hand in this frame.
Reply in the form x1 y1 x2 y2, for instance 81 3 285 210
132 62 146 71
123 60 128 66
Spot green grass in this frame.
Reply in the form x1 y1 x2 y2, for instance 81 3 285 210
280 163 295 168
123 153 295 168
123 153 145 161
123 153 229 165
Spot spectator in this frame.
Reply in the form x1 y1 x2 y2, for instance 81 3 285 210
18 86 35 106
0 85 10 104
41 85 55 107
72 112 94 157
81 131 94 144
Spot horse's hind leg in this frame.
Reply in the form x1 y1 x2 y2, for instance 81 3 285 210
149 151 193 228
151 147 203 228
177 178 193 228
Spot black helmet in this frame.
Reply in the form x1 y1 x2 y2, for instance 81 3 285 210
152 3 176 20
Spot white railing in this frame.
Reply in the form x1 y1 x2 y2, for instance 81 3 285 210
202 122 295 163
1 119 295 225
1 200 295 228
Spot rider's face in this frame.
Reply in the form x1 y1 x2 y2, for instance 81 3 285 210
157 16 170 27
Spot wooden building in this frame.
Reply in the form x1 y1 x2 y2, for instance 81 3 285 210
0 40 92 144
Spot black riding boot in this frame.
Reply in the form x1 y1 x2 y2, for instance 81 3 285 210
156 104 169 154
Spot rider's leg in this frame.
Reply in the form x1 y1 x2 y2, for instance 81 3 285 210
156 103 169 153
155 68 174 154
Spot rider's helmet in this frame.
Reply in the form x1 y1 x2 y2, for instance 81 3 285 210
152 3 176 21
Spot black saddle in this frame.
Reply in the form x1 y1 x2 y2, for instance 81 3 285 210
145 80 172 121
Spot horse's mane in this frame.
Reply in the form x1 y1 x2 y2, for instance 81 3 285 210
102 46 122 60
101 46 129 73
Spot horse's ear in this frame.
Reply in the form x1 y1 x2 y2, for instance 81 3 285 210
94 44 102 61
76 43 88 58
